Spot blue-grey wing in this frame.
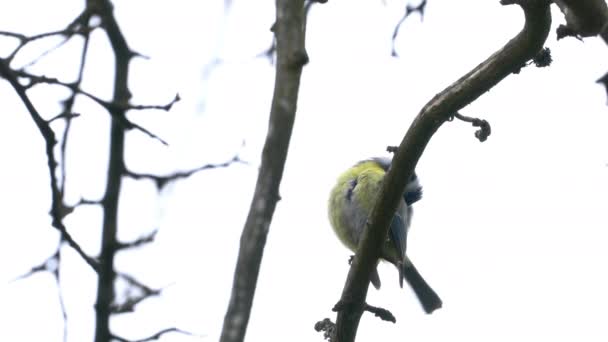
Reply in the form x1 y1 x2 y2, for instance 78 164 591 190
389 212 407 287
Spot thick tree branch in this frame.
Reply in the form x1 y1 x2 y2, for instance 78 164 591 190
219 1 309 342
91 0 134 341
333 1 552 341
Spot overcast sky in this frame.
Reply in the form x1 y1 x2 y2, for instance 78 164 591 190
1 1 608 341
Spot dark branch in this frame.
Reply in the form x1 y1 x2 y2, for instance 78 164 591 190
391 0 427 57
334 1 552 341
111 328 195 342
0 9 95 63
363 303 396 323
2 3 182 341
125 155 244 190
111 273 162 314
128 93 180 111
115 230 158 250
48 112 81 123
10 245 69 341
596 71 608 102
11 249 60 282
13 70 171 145
52 244 69 342
219 0 309 341
0 58 100 272
2 13 98 342
75 197 104 206
332 300 397 323
450 112 492 142
92 0 134 340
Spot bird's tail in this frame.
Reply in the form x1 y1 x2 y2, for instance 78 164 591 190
402 261 442 314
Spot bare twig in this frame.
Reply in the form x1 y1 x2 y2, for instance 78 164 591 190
333 1 552 341
219 0 309 341
0 9 94 63
333 301 395 323
391 0 427 57
128 94 180 111
111 273 162 314
60 19 92 197
13 70 171 145
10 249 60 282
115 230 158 250
450 112 492 142
596 71 608 100
0 58 100 272
10 246 69 341
48 112 81 123
111 328 197 342
1 13 99 341
52 246 69 342
125 155 244 190
2 2 183 341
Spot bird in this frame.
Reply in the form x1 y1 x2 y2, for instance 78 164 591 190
328 157 442 314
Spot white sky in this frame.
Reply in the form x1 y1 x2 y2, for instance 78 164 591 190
1 0 608 341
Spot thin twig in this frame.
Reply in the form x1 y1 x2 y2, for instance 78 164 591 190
0 9 93 63
0 58 100 272
125 155 244 190
115 230 157 250
111 273 162 314
391 0 427 57
60 23 92 196
13 70 172 145
450 112 492 142
111 328 197 342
